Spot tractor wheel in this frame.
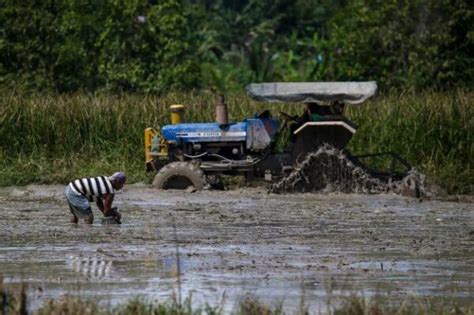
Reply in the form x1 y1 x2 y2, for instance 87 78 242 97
153 162 207 190
206 174 225 190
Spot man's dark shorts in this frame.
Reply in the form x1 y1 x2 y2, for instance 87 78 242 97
64 186 93 219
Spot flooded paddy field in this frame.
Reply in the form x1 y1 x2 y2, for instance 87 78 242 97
0 184 473 313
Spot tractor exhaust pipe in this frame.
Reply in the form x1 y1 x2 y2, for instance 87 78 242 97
170 104 184 124
216 95 229 126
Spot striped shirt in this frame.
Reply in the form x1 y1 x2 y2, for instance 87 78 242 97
69 176 115 201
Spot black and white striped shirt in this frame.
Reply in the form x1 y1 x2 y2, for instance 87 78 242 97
69 176 115 201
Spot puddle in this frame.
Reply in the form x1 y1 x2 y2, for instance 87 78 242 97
0 185 473 313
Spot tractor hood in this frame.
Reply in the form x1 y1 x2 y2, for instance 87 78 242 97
246 81 377 105
162 118 278 151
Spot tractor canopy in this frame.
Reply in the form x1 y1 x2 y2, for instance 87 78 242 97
246 81 377 105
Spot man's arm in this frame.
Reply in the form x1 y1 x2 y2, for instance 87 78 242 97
96 198 105 214
102 194 115 216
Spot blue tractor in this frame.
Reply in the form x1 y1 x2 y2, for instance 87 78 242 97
144 82 423 196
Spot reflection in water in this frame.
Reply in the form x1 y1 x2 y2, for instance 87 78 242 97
67 255 113 279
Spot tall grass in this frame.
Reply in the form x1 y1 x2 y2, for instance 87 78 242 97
347 90 473 194
0 89 471 194
1 284 473 315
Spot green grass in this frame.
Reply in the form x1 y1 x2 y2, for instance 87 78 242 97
1 284 473 315
0 89 471 194
347 90 473 194
333 294 473 315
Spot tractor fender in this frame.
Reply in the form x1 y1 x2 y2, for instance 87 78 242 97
153 162 208 190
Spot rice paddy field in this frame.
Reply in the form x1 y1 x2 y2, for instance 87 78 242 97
0 90 473 314
0 89 472 194
0 185 473 314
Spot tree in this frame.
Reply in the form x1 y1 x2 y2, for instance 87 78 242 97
0 0 199 92
326 0 474 89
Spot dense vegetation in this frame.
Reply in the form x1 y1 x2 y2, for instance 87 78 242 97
0 90 471 194
1 0 472 92
0 0 472 193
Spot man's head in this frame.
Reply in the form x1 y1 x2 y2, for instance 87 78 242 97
109 172 126 190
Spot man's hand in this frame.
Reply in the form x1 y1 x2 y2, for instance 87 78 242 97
111 207 121 222
105 207 122 224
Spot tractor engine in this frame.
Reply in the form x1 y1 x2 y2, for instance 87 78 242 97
161 117 278 160
145 102 279 175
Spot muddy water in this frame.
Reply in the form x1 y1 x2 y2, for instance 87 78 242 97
0 184 472 313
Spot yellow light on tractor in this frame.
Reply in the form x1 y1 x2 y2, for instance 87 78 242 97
144 127 156 165
170 104 184 124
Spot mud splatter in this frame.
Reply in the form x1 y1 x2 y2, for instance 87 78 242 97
271 144 426 196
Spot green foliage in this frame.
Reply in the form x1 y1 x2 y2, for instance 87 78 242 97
347 90 473 193
238 297 283 315
326 0 474 89
1 0 472 91
334 294 474 315
95 0 198 92
188 0 473 90
0 0 199 92
0 90 471 193
190 0 343 89
1 283 473 315
0 0 472 192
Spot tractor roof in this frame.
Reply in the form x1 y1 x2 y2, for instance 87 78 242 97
246 81 377 105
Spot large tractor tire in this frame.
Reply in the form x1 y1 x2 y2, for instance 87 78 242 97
153 162 207 190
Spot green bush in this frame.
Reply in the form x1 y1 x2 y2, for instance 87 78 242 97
0 0 199 92
1 1 471 92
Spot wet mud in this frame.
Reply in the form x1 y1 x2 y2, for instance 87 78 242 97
0 184 473 313
271 145 426 196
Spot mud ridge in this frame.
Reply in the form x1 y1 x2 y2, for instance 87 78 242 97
271 144 425 195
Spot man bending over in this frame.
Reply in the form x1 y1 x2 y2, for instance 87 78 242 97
64 172 126 224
